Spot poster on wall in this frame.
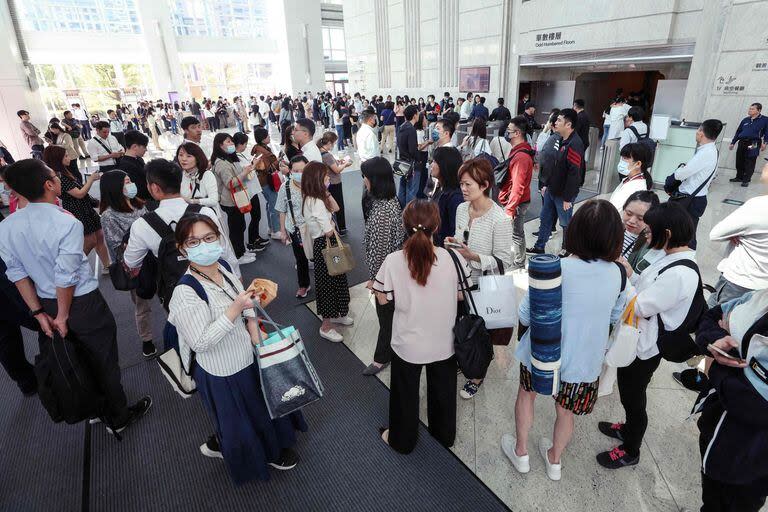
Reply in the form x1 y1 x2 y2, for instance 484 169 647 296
459 67 490 93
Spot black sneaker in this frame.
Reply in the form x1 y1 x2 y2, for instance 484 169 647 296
729 177 742 183
200 435 223 459
598 421 624 441
532 227 557 236
526 246 544 255
269 448 299 470
142 341 157 358
741 182 750 187
596 446 639 469
247 241 267 253
672 369 708 392
106 396 152 435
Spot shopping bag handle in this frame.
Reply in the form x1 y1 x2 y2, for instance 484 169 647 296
251 300 291 347
325 230 342 247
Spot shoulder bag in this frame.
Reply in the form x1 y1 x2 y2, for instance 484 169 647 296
227 163 252 213
322 230 355 276
447 249 493 379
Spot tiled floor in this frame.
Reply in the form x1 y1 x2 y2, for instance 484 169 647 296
307 169 768 512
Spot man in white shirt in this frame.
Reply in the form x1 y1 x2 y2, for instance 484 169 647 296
293 119 322 162
356 111 379 162
106 109 125 147
459 93 473 121
618 107 648 152
669 118 723 249
607 98 631 139
86 121 124 171
124 158 239 285
71 103 91 139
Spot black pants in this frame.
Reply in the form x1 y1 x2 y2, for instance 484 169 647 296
40 290 129 423
80 120 91 139
685 195 708 250
0 317 37 394
31 144 44 160
700 472 766 512
221 205 246 258
373 301 394 365
616 354 662 457
290 231 310 288
206 117 217 131
247 194 262 245
328 182 346 231
388 353 457 454
735 140 758 183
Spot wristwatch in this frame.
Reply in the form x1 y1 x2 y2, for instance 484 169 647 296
30 308 45 316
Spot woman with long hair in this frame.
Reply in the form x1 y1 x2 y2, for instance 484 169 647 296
146 108 164 150
332 102 346 151
232 131 269 251
301 161 352 342
48 122 79 176
210 133 256 265
203 101 217 132
460 119 490 160
176 142 227 231
429 146 464 245
317 131 352 234
251 127 282 239
361 157 406 376
374 199 472 454
168 214 306 484
99 170 156 357
619 190 661 275
42 145 110 272
609 143 653 212
275 156 311 298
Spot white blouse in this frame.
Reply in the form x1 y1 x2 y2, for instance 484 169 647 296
454 201 514 279
609 173 647 212
302 197 335 240
181 169 220 209
168 265 256 377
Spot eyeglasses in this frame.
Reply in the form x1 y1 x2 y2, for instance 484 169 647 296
184 233 219 248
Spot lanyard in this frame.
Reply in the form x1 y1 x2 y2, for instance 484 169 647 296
189 266 238 302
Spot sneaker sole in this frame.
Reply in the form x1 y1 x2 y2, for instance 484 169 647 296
200 444 224 459
459 390 476 399
268 461 297 470
319 332 343 343
107 399 153 435
501 435 530 474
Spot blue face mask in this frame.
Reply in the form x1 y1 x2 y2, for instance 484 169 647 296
291 172 302 183
186 241 224 266
123 182 138 199
225 145 236 154
617 159 630 175
431 129 439 142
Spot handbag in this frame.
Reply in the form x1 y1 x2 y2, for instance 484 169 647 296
229 174 252 214
393 157 414 178
252 302 324 419
605 297 641 367
322 231 355 276
473 257 518 330
447 249 493 380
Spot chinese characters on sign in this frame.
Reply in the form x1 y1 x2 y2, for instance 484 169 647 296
754 62 768 71
713 74 745 95
534 31 575 48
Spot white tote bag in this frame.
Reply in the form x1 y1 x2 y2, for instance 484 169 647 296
605 297 641 368
472 272 518 330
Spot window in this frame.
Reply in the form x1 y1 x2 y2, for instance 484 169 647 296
169 0 268 38
18 0 141 34
322 26 346 61
182 62 275 99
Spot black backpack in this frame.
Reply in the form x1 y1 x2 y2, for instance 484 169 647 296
35 334 109 427
655 259 708 362
142 204 202 310
628 126 657 166
493 147 535 204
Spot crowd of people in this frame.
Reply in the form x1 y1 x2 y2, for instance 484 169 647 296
0 87 766 511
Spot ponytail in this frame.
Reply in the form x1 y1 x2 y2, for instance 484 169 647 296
401 200 441 286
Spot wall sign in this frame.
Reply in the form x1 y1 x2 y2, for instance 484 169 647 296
534 31 575 48
713 74 745 95
753 62 768 72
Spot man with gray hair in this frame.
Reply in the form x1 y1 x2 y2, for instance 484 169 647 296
356 110 380 163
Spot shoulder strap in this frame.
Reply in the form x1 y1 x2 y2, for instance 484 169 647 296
217 258 232 273
686 150 720 198
285 181 298 226
446 248 478 315
614 261 627 292
177 274 208 303
93 136 112 154
659 258 700 277
628 125 646 139
184 203 203 216
143 211 174 239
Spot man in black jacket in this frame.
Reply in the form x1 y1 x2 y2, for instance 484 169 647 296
573 99 591 151
489 98 511 122
527 108 584 255
119 130 152 204
395 105 423 206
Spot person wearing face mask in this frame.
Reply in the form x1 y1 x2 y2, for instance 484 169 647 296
232 131 270 252
119 130 152 205
609 143 653 212
99 170 156 357
211 133 257 266
167 215 307 483
275 156 311 298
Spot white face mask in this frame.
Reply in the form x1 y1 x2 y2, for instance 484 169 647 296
617 159 630 175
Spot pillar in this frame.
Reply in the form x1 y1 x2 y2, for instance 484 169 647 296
281 0 326 95
134 0 187 99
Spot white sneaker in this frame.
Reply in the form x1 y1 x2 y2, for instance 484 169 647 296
238 253 257 265
538 438 561 481
270 232 283 240
330 315 354 326
319 328 343 342
501 434 530 473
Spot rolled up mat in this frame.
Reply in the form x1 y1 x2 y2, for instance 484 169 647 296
528 254 562 395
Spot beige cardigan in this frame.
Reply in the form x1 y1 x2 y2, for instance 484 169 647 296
55 132 79 160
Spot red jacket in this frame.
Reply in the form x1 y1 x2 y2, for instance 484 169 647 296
499 142 534 217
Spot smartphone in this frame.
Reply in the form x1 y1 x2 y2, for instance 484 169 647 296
444 241 463 249
707 343 743 361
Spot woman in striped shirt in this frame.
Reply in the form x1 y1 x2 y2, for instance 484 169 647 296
446 158 514 400
168 214 307 485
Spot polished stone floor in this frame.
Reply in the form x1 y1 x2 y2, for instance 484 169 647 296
307 169 768 512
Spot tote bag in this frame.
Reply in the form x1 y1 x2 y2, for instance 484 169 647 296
322 231 355 276
472 262 518 330
253 302 324 419
230 176 252 213
605 297 641 368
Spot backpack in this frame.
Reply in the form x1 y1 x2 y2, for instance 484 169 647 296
493 147 535 204
142 204 202 310
628 126 657 166
655 259 708 362
159 259 232 397
34 333 119 435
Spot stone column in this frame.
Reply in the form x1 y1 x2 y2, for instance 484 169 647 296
134 0 186 99
281 0 326 94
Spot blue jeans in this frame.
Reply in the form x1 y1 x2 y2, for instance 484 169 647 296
170 118 178 134
335 125 345 150
261 186 280 233
535 189 573 250
600 124 610 147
